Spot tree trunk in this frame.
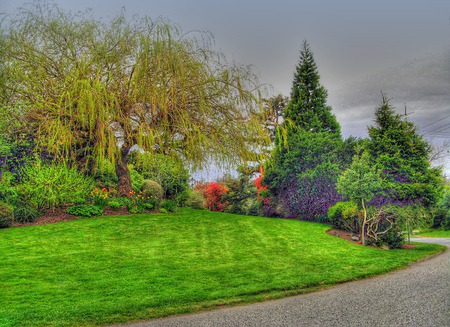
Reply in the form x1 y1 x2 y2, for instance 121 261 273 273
116 144 133 197
361 198 367 246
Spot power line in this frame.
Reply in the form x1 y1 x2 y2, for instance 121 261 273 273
421 113 450 130
424 122 450 135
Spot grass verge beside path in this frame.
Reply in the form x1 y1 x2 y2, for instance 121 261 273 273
416 229 450 238
0 208 445 327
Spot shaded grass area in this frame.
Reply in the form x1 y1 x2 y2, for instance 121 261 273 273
0 209 444 327
416 229 450 238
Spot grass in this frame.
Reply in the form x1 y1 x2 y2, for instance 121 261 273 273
416 228 450 238
0 208 445 327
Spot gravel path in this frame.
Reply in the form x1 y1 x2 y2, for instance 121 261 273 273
112 238 449 327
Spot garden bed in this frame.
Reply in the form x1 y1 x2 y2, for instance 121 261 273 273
326 227 417 249
11 205 135 228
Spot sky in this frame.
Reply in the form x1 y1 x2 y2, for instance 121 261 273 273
1 0 449 176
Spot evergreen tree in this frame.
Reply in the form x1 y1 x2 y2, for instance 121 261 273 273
284 41 340 135
367 95 443 207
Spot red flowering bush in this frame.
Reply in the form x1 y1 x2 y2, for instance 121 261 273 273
195 182 229 212
254 167 272 204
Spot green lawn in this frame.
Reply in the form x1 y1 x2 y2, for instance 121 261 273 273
0 209 444 327
416 229 450 238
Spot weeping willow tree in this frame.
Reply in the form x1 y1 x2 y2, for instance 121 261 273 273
1 2 272 196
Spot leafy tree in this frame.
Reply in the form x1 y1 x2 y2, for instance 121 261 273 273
1 2 272 196
262 94 289 141
336 146 383 245
284 41 340 135
367 95 444 207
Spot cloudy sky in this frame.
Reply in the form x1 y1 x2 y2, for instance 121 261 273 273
1 0 449 175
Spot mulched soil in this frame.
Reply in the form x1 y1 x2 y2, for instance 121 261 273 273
326 227 417 249
11 205 134 228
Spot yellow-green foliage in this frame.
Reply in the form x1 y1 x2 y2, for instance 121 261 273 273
327 201 360 233
141 180 164 200
0 201 14 228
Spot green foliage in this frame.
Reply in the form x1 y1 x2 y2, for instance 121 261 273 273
13 204 41 223
336 147 383 208
2 2 272 197
90 159 118 189
129 152 189 199
247 200 262 216
17 158 94 210
367 95 443 207
128 165 144 192
0 201 14 228
89 187 111 209
0 171 18 206
431 207 450 230
185 190 205 210
141 179 164 201
66 205 103 217
374 229 404 249
284 41 340 134
160 200 177 212
159 208 168 214
264 129 348 219
327 201 360 233
108 201 121 210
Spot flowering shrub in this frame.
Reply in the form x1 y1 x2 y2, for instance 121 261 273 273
195 182 228 212
127 190 158 213
91 187 111 208
254 167 272 204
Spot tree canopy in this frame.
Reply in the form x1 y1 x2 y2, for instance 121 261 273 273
1 2 272 195
283 41 340 135
367 95 443 207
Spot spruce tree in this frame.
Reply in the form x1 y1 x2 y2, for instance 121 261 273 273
367 95 443 207
284 41 340 135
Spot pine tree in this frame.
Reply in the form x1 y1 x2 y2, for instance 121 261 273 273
367 95 443 207
284 41 340 135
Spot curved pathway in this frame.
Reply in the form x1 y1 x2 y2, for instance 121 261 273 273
113 238 449 327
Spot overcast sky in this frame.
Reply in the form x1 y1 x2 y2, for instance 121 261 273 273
1 0 449 176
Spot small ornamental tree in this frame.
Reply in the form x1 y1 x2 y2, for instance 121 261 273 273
336 146 383 245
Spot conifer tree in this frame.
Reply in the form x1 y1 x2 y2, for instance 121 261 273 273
284 41 340 135
367 95 443 207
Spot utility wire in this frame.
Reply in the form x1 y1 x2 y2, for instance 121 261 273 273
421 113 450 130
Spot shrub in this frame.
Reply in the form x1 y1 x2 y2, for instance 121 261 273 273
128 152 189 199
90 187 111 208
16 158 94 210
224 204 246 215
159 208 168 214
141 180 164 200
327 201 360 233
195 182 228 212
108 201 121 210
14 205 41 223
431 207 450 230
0 201 14 228
66 205 103 217
0 171 19 206
160 200 177 212
375 228 404 249
185 190 205 210
247 200 262 216
128 164 144 192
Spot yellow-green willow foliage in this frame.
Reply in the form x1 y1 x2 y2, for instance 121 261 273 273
1 2 272 195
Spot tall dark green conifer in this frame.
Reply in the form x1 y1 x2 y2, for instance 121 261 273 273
284 41 340 135
367 95 443 207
